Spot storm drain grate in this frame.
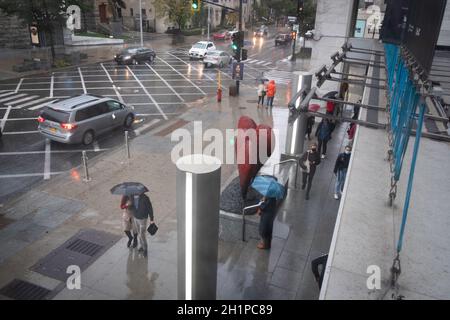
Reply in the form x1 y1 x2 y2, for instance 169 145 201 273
31 228 120 282
0 279 51 300
66 239 103 257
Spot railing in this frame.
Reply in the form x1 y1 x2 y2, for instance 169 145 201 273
272 159 298 188
241 201 263 242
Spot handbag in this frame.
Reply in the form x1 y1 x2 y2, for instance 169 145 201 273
302 152 311 173
147 222 158 236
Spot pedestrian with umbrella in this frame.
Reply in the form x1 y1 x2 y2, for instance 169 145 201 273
111 182 155 257
251 175 285 249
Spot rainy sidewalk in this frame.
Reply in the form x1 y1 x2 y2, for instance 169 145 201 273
0 75 346 300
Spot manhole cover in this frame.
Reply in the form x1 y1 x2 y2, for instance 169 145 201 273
31 228 120 281
0 279 51 300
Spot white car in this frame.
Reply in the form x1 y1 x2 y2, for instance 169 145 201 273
203 50 233 68
188 41 216 59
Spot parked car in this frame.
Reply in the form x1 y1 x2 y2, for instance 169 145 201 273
275 34 292 46
203 50 233 68
213 30 231 41
188 41 216 59
114 47 155 65
37 94 135 145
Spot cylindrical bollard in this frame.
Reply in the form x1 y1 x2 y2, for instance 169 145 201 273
217 88 222 102
124 130 130 159
176 154 221 300
82 151 90 182
285 71 313 156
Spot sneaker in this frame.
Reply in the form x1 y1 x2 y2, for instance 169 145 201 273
321 154 326 159
334 193 339 200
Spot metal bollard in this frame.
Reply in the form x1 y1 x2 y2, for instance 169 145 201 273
81 151 90 182
125 130 130 159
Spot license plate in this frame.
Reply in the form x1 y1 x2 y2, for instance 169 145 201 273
50 127 57 133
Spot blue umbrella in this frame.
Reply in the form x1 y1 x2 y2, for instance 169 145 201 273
251 175 286 200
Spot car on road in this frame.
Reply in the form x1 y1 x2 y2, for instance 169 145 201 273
37 94 135 145
254 25 268 37
275 34 292 46
203 50 233 68
188 41 216 59
114 47 156 65
212 30 231 41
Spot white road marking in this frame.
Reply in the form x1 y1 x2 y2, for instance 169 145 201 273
256 61 266 65
44 138 51 180
0 93 27 103
145 62 185 102
0 149 109 156
112 85 124 103
263 62 272 66
136 113 182 116
101 63 114 83
1 105 11 132
1 117 37 121
0 92 15 98
0 172 65 179
78 67 87 94
14 78 24 93
8 95 39 106
246 59 256 63
126 66 168 120
134 118 161 136
28 99 57 110
50 74 54 98
127 102 185 105
14 97 51 109
2 130 40 135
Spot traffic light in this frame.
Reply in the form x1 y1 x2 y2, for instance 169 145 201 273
231 32 241 60
191 0 200 11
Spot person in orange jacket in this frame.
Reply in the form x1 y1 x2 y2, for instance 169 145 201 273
266 80 276 108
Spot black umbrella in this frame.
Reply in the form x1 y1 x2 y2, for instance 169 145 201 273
110 182 149 196
323 91 339 98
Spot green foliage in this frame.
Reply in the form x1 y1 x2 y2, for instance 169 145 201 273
153 0 193 30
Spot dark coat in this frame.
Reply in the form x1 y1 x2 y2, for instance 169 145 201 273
132 194 154 220
259 198 277 239
306 116 315 134
299 150 321 175
315 121 332 141
334 152 351 174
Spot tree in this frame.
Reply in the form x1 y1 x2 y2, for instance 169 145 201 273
153 0 193 31
107 0 126 22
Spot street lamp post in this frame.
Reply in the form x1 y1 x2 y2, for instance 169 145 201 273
139 0 143 47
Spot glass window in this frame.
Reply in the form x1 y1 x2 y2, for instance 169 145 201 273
106 100 122 112
130 8 134 16
41 107 70 123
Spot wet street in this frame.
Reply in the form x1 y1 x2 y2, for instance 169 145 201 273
0 36 293 203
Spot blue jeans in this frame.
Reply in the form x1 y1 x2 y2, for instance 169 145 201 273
266 96 274 107
335 168 347 195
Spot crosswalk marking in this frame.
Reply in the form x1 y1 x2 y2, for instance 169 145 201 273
28 99 57 110
14 96 52 109
256 61 266 65
7 95 39 106
263 70 293 85
0 91 16 98
0 93 27 103
263 62 272 66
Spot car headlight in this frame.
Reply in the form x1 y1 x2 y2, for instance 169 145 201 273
123 55 131 60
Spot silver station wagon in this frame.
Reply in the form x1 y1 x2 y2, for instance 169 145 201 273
37 94 135 145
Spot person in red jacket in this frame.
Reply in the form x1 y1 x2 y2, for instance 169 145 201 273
266 80 276 108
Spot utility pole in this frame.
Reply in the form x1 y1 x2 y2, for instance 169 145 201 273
207 5 211 41
291 0 304 61
236 0 243 95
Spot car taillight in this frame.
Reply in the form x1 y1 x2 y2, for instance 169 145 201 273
37 116 45 123
60 123 78 130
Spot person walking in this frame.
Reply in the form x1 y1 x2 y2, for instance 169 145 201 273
333 145 352 199
315 118 332 158
266 80 276 108
131 192 155 257
305 116 315 140
257 80 266 108
120 196 138 248
299 142 321 200
256 196 277 249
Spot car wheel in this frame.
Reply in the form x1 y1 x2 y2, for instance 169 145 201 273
82 130 94 146
219 61 224 68
124 114 134 129
132 59 138 65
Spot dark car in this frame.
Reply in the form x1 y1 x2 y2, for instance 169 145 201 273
275 34 292 46
114 47 156 65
